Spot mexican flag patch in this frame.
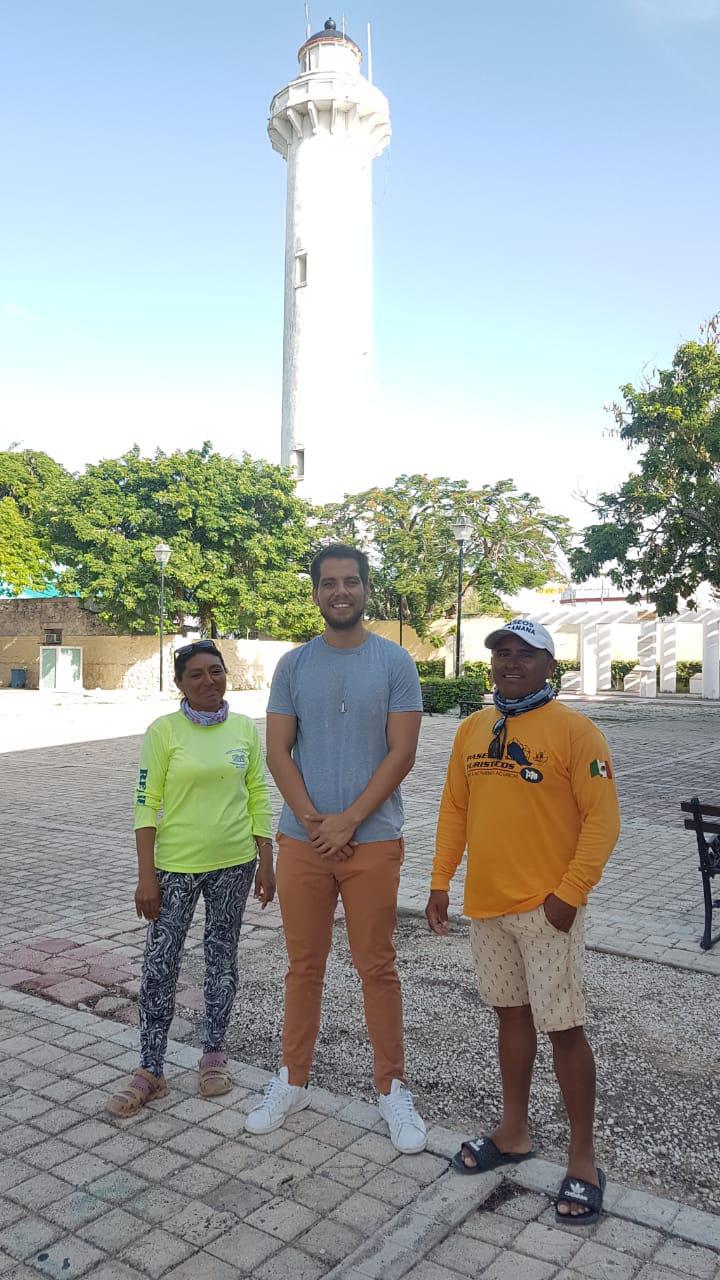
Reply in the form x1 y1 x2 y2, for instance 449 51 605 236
589 759 612 779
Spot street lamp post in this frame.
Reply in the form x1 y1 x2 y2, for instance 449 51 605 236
451 515 473 678
152 542 172 692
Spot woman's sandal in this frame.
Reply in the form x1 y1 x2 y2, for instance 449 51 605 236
555 1169 607 1225
451 1136 535 1175
198 1051 233 1098
105 1068 168 1118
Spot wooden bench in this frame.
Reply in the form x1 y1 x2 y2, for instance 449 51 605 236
680 797 720 951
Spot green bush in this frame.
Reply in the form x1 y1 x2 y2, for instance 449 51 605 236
415 659 445 678
676 660 702 690
420 675 486 712
610 660 637 689
462 660 491 684
548 659 579 692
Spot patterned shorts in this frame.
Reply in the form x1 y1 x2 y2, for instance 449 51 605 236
469 905 586 1032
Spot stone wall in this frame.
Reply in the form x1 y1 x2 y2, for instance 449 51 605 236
0 598 118 637
0 633 297 692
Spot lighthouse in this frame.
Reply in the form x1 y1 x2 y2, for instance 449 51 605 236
268 18 391 502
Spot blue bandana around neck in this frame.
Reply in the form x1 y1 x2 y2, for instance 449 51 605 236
489 681 555 759
180 697 229 727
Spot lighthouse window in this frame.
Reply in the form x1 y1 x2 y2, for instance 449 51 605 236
295 252 307 287
293 447 305 479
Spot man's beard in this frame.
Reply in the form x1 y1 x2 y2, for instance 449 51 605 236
321 604 365 631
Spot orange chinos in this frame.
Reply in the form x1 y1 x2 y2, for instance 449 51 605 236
276 835 405 1094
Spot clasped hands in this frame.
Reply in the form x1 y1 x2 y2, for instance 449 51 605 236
303 809 358 861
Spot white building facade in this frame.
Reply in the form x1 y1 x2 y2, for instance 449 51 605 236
268 18 391 502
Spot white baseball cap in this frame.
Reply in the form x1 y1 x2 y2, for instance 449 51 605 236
484 618 556 658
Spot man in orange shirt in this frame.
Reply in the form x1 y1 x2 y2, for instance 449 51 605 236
426 619 620 1226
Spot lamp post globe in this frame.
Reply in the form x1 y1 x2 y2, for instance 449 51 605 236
450 515 473 678
152 542 172 692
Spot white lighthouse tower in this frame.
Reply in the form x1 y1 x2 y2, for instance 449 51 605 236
268 17 391 502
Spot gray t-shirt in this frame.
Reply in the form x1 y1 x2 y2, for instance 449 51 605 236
268 632 423 843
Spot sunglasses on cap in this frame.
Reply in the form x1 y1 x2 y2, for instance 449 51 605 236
173 640 221 660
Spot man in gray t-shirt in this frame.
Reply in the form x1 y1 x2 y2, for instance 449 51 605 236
245 544 426 1155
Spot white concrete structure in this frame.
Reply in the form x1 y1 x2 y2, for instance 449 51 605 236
444 604 720 699
268 18 391 502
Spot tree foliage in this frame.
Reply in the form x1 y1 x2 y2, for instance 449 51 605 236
50 444 320 638
317 474 570 637
571 322 720 614
0 449 70 595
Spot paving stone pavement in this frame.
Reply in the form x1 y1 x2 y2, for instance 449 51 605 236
0 988 717 1280
1 695 718 973
1 694 719 1274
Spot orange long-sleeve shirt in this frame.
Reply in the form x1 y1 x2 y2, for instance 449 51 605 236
431 701 620 918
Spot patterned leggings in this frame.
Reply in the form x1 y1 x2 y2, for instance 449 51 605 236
139 861 256 1077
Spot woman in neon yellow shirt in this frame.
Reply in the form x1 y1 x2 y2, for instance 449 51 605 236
107 641 274 1116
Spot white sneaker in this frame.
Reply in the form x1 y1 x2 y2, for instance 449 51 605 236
378 1079 427 1154
244 1067 310 1135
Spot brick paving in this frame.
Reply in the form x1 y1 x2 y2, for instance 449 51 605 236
0 693 719 1276
0 990 717 1279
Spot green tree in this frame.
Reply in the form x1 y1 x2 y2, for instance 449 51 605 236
317 474 570 638
0 448 70 595
571 321 720 614
51 445 320 638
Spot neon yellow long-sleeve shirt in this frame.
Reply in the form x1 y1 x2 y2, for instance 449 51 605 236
431 700 620 918
133 711 272 874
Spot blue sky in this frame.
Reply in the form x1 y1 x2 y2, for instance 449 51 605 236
2 0 719 529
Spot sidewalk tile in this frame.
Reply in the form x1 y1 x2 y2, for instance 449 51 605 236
0 1161 37 1195
6 1173 72 1211
318 1152 382 1192
86 1171 149 1205
281 1136 339 1170
292 1174 352 1214
79 1208 151 1252
164 1128 222 1159
305 1118 365 1149
331 1191 396 1234
53 1156 114 1188
82 1263 149 1279
44 1191 108 1231
363 1167 424 1209
168 1164 226 1199
163 1253 240 1280
202 1177 272 1219
206 1221 282 1269
482 1255 556 1280
461 1211 523 1246
123 1187 190 1226
570 1239 642 1279
32 1234 105 1278
0 1215 62 1261
654 1236 720 1276
92 1135 151 1167
255 1247 327 1280
428 1232 498 1275
43 981 106 1008
204 1140 257 1177
120 1227 194 1279
512 1221 583 1265
243 1155 308 1194
294 1217 361 1265
164 1199 238 1246
126 1150 188 1184
245 1195 318 1242
592 1217 663 1259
